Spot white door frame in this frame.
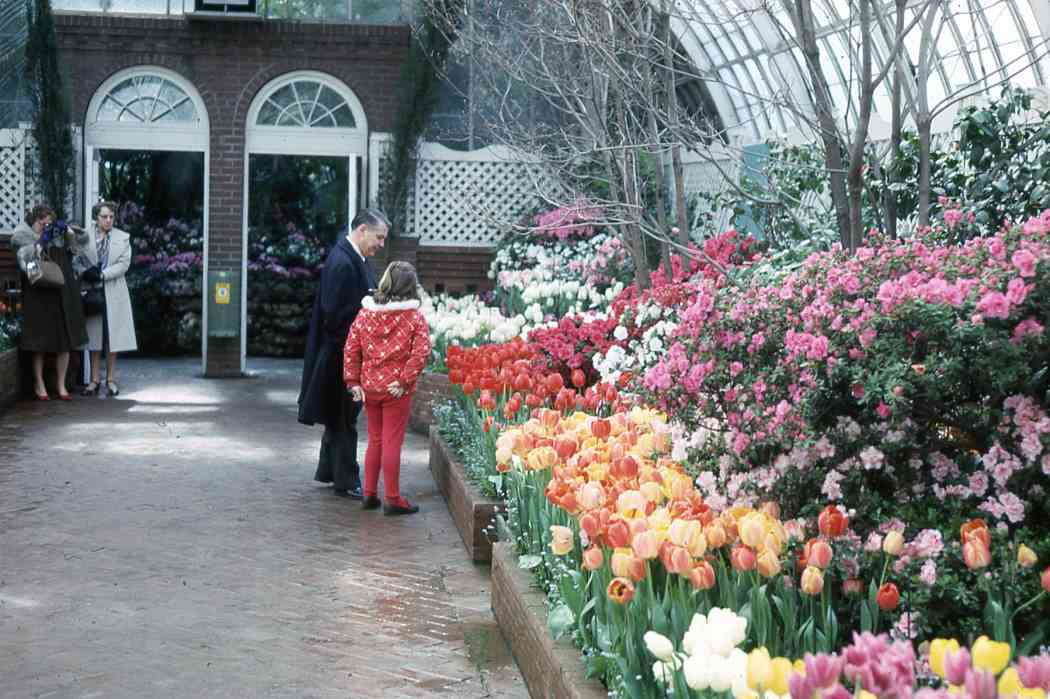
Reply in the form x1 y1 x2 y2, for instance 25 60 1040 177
242 70 368 373
84 66 210 375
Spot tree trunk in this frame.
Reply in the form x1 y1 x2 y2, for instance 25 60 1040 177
791 0 851 249
885 70 902 239
917 118 933 228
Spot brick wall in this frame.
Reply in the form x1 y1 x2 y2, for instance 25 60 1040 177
54 13 410 376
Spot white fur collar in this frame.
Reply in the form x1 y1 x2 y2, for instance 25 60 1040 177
362 296 421 312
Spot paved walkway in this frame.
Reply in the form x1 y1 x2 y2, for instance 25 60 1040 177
0 358 528 698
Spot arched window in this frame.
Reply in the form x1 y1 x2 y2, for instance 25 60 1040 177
95 74 201 125
255 79 356 128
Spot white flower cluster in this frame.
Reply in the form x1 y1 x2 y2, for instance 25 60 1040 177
490 232 628 316
421 292 553 349
645 607 749 693
592 300 680 386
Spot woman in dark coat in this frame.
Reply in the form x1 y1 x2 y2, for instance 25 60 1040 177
12 204 89 400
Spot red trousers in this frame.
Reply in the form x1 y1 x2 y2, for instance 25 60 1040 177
362 392 413 501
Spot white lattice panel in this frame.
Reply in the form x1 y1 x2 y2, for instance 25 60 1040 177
0 129 26 231
413 143 541 246
21 126 81 221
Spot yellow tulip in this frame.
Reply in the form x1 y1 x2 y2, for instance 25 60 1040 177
972 635 1011 675
549 525 574 555
1018 544 1038 569
858 692 878 699
883 530 905 556
769 658 793 695
929 638 961 679
999 667 1048 699
746 647 773 691
739 513 768 548
793 659 806 675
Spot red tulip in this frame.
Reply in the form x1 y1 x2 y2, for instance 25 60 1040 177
546 373 564 393
607 519 630 548
607 577 635 604
604 385 618 403
571 369 586 388
554 436 577 460
525 393 543 409
461 381 476 396
591 419 611 439
876 582 900 610
818 505 848 539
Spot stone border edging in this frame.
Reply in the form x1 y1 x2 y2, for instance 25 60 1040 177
491 542 610 699
0 348 19 415
428 425 504 563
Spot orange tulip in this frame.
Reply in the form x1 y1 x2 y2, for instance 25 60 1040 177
818 505 848 539
582 546 604 571
1042 566 1050 594
554 436 578 460
759 501 781 520
756 549 782 578
526 446 558 471
804 539 834 569
800 566 824 596
689 561 716 590
963 539 992 570
591 419 611 439
705 522 728 549
960 518 991 547
611 549 635 578
607 577 635 604
580 512 601 541
731 545 757 572
662 544 693 575
876 582 900 610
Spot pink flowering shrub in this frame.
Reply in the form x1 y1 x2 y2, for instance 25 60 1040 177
638 211 1050 639
531 199 604 241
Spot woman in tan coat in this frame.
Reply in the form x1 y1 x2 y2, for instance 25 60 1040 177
79 201 137 396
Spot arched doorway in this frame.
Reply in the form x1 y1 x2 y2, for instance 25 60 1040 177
84 66 210 369
242 71 368 370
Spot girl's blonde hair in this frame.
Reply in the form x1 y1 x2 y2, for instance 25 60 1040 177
374 260 420 304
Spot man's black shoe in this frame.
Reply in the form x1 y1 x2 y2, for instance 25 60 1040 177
333 486 363 500
362 495 381 510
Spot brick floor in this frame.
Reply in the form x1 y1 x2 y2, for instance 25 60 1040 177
0 358 528 698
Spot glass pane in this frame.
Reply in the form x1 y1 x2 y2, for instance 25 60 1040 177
329 104 355 127
295 80 322 122
257 101 280 125
267 84 298 112
171 99 197 122
274 106 304 126
96 96 122 122
105 0 168 12
52 0 104 10
315 85 345 111
119 99 148 122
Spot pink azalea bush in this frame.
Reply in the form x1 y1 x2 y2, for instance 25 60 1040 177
634 211 1050 640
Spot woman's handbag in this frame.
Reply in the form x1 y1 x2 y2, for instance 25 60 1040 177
82 285 105 317
29 249 65 288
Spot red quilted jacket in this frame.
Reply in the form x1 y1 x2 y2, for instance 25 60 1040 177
343 297 431 396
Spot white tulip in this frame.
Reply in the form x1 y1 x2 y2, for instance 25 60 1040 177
643 631 675 662
682 653 711 690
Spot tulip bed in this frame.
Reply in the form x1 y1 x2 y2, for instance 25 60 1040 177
430 209 1050 699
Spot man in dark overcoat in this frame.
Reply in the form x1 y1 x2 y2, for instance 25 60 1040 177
298 208 389 498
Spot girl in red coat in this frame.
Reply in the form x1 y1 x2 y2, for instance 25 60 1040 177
344 261 431 515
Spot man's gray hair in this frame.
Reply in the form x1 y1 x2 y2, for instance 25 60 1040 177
351 208 391 231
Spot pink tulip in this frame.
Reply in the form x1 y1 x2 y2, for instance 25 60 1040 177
965 669 998 699
944 647 971 686
1017 655 1050 691
803 652 844 689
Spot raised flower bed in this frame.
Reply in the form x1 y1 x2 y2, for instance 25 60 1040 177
0 347 19 414
428 426 503 563
490 542 608 699
409 371 454 436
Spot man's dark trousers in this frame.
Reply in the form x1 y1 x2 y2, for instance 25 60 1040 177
315 391 362 491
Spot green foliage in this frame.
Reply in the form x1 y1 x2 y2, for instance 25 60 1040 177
433 398 502 498
24 0 74 218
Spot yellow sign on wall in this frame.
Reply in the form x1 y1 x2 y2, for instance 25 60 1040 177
214 282 231 305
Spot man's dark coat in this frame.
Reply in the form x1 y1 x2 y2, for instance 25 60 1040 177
298 237 376 427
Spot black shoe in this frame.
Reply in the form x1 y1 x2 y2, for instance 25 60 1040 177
383 498 419 516
362 495 381 510
333 486 363 500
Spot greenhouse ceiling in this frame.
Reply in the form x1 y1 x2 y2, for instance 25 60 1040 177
670 0 1050 142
